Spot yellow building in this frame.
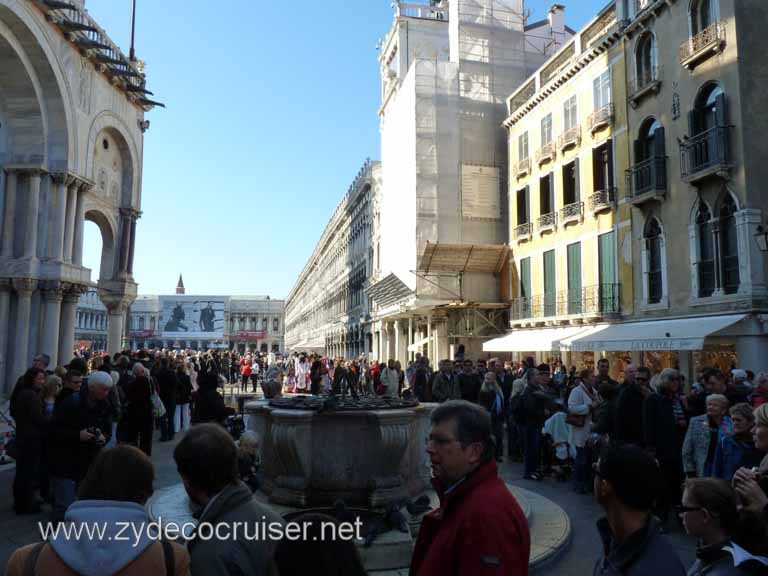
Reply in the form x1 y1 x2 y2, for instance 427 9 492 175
485 3 631 375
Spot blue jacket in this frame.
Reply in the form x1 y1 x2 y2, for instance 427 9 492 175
711 435 763 481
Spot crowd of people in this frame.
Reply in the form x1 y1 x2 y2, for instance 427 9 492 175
4 346 768 574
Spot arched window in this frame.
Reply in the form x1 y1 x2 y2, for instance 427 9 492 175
139 316 145 330
644 218 664 304
719 195 739 294
633 119 665 195
636 33 655 88
690 0 713 37
695 203 715 297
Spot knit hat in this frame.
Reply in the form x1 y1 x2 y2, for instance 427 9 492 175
88 371 114 389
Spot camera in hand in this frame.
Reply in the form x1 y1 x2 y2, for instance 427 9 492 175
87 427 105 444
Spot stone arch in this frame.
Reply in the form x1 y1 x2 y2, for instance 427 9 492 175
690 196 714 224
84 208 116 281
714 186 741 213
0 0 73 168
85 112 140 209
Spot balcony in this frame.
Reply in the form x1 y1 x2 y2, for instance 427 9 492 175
513 222 532 243
559 202 583 226
588 188 616 215
535 142 556 166
516 157 531 179
629 65 661 108
680 126 732 183
680 22 726 70
510 284 621 322
588 103 615 134
537 212 557 234
627 156 666 206
557 125 581 153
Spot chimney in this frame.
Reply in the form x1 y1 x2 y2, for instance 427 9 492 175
548 4 566 46
176 275 185 295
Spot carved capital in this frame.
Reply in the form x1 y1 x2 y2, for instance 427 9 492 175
51 172 76 187
42 281 65 302
12 278 37 296
62 282 89 303
0 278 11 292
119 207 141 221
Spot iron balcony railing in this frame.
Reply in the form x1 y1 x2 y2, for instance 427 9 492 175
558 125 582 152
535 142 556 165
680 126 731 180
537 212 557 232
516 157 532 178
511 284 621 321
559 201 583 225
680 22 726 65
627 156 666 198
589 188 616 213
630 65 661 97
514 222 532 240
588 103 615 133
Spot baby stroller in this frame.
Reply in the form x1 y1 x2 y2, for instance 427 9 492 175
542 411 574 482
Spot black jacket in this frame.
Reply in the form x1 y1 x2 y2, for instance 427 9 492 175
459 373 481 403
613 384 646 447
155 368 179 403
522 385 551 427
11 386 47 444
49 386 112 482
643 393 685 463
176 374 193 405
192 384 234 425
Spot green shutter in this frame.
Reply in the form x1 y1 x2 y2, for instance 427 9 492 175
567 243 582 314
520 257 531 318
598 232 617 313
543 250 556 316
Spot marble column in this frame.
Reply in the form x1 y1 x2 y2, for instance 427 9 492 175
23 171 42 259
394 321 401 365
0 280 11 394
118 209 130 275
2 171 17 258
51 175 71 261
104 301 129 356
63 182 77 263
72 185 87 266
127 216 137 275
408 317 414 362
12 278 36 382
41 282 64 368
58 285 84 366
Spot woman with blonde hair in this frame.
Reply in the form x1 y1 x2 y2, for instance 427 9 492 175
712 403 762 481
683 394 732 478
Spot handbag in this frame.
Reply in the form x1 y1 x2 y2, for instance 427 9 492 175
150 380 166 419
565 413 586 428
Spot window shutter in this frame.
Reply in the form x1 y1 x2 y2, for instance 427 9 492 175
652 127 665 190
633 138 643 163
548 172 555 213
525 185 530 223
607 139 615 190
573 157 581 203
688 109 698 137
715 93 727 126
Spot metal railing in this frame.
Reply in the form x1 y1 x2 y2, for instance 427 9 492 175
680 22 726 64
535 142 556 165
395 2 448 21
627 156 666 198
514 222 532 240
559 202 583 224
516 157 532 178
588 103 615 132
589 188 616 213
511 284 621 321
680 126 731 179
558 125 582 151
537 212 557 232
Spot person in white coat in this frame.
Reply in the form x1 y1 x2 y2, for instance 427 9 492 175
567 368 601 493
380 359 400 398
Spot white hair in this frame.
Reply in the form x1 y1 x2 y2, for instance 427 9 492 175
132 363 146 377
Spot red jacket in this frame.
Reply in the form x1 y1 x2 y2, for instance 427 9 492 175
411 460 530 576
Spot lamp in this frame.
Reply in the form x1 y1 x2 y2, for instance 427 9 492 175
756 225 768 253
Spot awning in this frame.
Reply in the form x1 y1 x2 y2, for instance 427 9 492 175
418 242 510 274
483 326 591 353
565 314 748 352
408 336 432 352
367 273 415 309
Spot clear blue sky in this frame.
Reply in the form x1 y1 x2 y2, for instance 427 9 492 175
82 0 608 298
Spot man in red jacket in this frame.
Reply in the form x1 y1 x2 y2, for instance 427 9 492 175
411 400 530 575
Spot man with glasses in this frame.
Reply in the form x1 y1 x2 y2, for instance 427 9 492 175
613 365 653 447
593 445 686 575
411 400 530 576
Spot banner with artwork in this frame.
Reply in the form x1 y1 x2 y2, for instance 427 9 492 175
160 297 225 338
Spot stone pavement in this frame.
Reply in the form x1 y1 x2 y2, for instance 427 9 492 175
0 430 696 575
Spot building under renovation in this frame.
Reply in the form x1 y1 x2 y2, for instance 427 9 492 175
367 1 575 363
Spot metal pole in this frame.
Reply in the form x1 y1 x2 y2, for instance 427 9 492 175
129 0 137 61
